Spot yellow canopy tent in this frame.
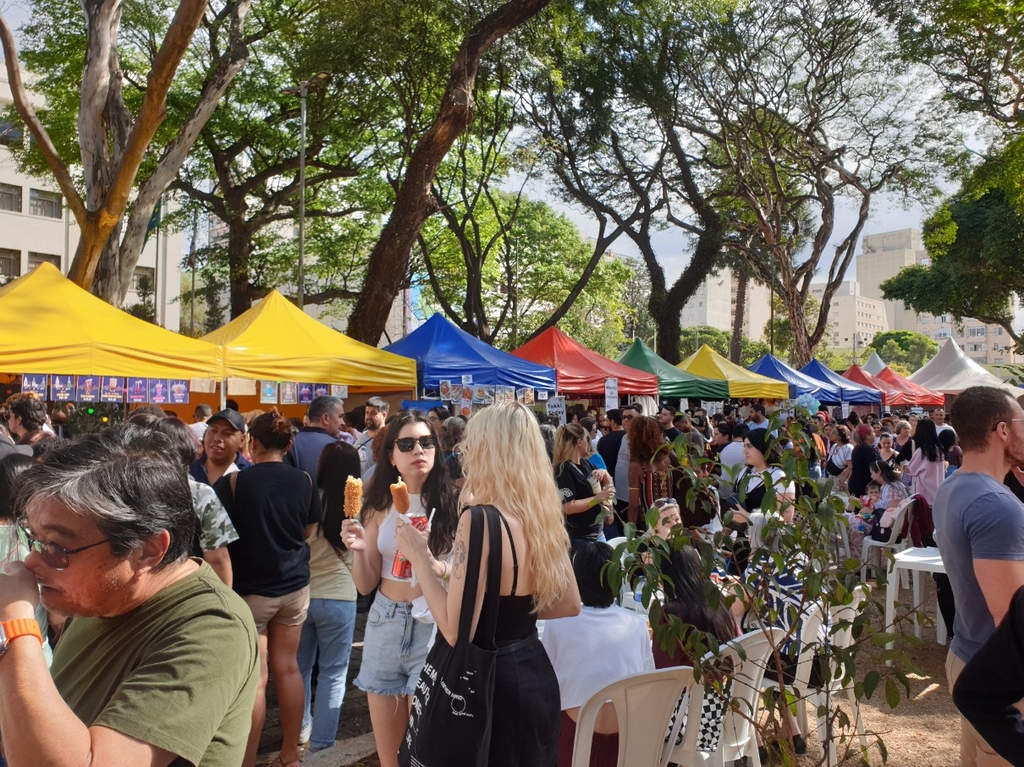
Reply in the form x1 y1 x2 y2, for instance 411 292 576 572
676 344 789 399
0 263 223 377
201 290 416 392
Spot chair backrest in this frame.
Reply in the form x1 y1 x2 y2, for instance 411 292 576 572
818 585 867 688
674 627 786 759
763 599 823 693
889 497 916 543
572 667 695 767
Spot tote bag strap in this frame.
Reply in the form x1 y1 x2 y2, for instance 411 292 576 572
455 506 503 646
472 505 505 649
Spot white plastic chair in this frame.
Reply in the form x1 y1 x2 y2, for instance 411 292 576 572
800 586 870 766
571 667 699 767
860 497 915 586
671 627 787 767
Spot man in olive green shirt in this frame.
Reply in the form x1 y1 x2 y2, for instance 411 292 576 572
0 426 258 767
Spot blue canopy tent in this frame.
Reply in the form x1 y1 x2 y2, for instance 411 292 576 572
748 354 843 402
799 359 883 405
384 313 557 395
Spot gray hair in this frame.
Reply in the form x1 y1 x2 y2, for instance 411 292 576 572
443 415 467 442
308 395 343 422
14 425 196 569
365 396 390 413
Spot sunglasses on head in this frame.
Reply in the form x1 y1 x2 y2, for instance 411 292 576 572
653 497 679 509
395 436 438 452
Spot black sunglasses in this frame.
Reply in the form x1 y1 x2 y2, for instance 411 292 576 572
19 524 111 570
395 436 438 453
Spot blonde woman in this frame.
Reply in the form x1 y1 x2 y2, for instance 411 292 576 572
396 402 581 766
552 423 616 549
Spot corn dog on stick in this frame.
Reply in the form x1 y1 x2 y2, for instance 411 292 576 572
391 477 411 514
344 476 363 519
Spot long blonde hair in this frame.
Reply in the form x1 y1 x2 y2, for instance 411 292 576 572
459 402 573 613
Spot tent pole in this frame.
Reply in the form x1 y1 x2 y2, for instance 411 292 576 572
220 379 227 411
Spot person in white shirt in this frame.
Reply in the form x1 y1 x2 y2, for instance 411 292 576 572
542 541 654 766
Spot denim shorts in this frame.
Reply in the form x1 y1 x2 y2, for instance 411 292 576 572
353 591 431 697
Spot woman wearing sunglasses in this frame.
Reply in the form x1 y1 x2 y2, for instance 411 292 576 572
341 410 458 767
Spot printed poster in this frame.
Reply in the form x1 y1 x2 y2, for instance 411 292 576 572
280 381 298 405
461 374 473 385
260 381 279 405
524 388 535 406
169 379 189 405
76 375 99 403
50 375 74 402
604 377 618 412
313 384 329 398
330 384 348 399
460 385 473 419
148 379 169 404
127 377 148 403
537 389 548 401
99 377 124 403
298 383 314 405
21 374 46 397
439 380 452 401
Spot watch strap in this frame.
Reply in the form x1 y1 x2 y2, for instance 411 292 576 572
1 618 43 647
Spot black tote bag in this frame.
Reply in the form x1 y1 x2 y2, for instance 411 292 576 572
399 505 503 767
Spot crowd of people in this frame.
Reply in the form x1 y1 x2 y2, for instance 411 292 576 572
0 386 1022 766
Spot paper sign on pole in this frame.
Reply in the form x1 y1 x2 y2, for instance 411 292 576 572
841 402 851 419
546 396 567 426
604 378 618 412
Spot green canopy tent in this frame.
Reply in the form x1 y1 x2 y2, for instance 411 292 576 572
617 339 730 399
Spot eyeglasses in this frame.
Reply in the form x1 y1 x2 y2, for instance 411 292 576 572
653 497 679 509
18 525 111 570
395 436 438 452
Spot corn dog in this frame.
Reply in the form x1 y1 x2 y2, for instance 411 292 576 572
391 477 411 513
344 476 363 519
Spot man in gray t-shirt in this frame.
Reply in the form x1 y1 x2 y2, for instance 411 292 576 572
934 385 1024 766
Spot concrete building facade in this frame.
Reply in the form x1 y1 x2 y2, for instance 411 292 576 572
809 280 889 355
856 229 926 334
0 66 181 330
680 267 771 342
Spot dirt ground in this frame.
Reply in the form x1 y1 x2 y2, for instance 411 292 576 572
259 578 962 767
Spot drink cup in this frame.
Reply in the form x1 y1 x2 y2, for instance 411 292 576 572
391 511 429 579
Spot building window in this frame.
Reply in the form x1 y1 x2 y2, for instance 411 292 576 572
132 266 155 293
0 248 19 279
968 327 986 337
0 183 21 213
28 252 60 271
0 120 23 148
995 327 1004 336
28 189 62 218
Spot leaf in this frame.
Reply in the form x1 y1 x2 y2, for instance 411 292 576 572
862 670 880 699
884 677 901 709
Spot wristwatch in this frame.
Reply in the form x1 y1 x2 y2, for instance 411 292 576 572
0 619 43 656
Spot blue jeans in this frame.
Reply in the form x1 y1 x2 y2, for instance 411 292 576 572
297 598 358 750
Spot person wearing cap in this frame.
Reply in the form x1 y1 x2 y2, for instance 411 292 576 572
190 409 253 486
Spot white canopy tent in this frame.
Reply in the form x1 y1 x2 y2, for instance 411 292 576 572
862 351 887 376
909 338 1019 394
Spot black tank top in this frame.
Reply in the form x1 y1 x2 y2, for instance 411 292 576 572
478 511 537 643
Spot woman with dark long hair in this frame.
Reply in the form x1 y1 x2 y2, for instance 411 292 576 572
214 411 321 767
847 424 881 498
866 460 910 543
296 441 362 753
905 418 945 505
340 411 458 767
626 416 672 528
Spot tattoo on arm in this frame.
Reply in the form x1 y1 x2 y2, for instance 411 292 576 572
452 539 467 580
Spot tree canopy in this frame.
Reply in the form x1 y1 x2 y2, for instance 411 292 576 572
868 330 938 371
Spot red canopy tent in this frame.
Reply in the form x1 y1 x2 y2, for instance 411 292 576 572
843 364 913 407
874 366 945 407
511 327 660 396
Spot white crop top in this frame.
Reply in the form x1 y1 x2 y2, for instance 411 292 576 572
377 493 426 582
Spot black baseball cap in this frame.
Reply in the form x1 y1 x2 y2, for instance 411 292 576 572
207 409 246 433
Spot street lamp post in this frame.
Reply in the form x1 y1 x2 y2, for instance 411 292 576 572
281 72 329 309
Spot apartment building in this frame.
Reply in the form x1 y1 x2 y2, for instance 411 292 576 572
809 280 889 352
680 267 771 342
0 65 182 330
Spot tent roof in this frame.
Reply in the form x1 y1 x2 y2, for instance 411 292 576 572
512 328 659 395
0 263 223 378
202 290 415 392
799 360 883 404
748 354 843 402
874 366 945 407
842 364 912 407
862 351 887 376
909 338 1019 394
676 345 789 399
383 313 556 392
616 339 730 399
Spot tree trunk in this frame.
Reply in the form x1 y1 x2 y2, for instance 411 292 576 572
731 270 748 363
228 219 255 318
346 0 551 346
786 289 815 367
